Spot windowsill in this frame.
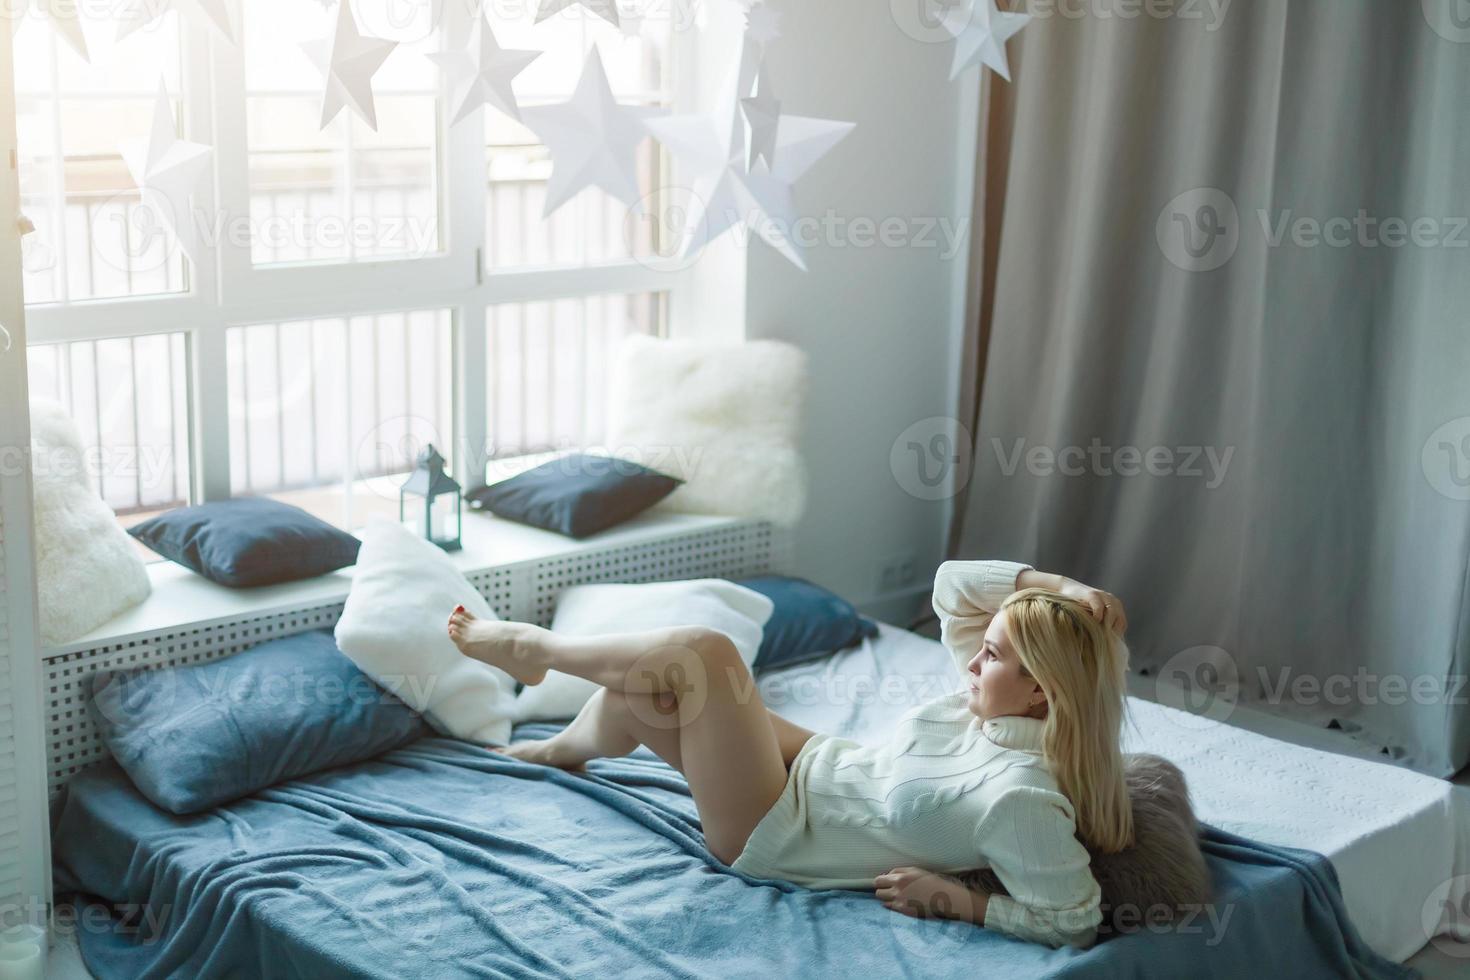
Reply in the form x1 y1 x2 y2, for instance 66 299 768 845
43 509 750 658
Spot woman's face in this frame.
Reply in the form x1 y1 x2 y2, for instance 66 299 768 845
964 609 1046 720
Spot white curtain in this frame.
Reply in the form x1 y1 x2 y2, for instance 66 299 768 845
952 0 1470 775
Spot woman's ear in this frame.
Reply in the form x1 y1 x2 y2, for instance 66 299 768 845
1026 684 1049 718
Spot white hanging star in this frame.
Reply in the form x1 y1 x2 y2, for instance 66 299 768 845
745 4 782 47
520 48 662 217
535 0 620 28
115 0 235 44
428 12 539 126
37 0 89 62
302 0 399 131
617 8 645 40
119 81 213 267
946 0 1030 82
645 47 853 271
741 64 780 171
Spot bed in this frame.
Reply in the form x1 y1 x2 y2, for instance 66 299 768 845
51 623 1457 978
758 624 1470 965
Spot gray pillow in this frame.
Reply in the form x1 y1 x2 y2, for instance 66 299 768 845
965 754 1211 936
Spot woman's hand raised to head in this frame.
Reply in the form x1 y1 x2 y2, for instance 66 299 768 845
1016 569 1127 635
1058 579 1126 635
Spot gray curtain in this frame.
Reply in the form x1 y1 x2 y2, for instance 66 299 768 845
952 0 1470 776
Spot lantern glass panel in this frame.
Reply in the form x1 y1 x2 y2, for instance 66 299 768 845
429 493 460 547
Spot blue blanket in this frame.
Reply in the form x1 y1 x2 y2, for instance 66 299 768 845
53 726 1417 979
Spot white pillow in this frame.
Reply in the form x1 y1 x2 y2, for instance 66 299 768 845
513 579 775 723
29 400 151 646
335 521 517 745
608 335 808 526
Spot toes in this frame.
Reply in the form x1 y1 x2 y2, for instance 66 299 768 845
447 606 474 637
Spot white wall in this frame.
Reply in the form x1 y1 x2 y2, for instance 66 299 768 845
741 1 977 622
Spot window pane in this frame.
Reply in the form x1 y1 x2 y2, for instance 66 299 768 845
486 292 665 458
228 310 454 529
244 0 441 266
484 12 672 269
14 17 188 304
27 334 193 561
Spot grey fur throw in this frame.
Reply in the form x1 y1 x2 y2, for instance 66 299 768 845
964 754 1211 936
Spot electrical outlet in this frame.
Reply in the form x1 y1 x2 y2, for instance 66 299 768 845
877 552 918 594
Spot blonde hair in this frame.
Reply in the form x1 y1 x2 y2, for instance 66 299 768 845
1001 588 1134 854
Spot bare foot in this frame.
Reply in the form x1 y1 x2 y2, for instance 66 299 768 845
494 738 587 772
447 607 552 685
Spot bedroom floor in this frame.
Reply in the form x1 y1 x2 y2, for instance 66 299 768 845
41 668 1470 979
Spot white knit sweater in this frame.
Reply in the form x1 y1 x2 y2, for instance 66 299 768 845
730 560 1102 949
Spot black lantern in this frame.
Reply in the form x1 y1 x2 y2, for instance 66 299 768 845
400 445 462 551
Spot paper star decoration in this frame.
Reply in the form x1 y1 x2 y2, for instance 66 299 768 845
37 0 89 62
645 42 853 270
119 82 213 267
115 0 235 44
535 0 620 28
617 8 646 40
428 12 539 126
303 1 399 131
741 65 780 171
520 48 662 217
745 4 782 47
946 0 1031 81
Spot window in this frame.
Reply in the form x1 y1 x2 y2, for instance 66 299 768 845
14 18 187 302
488 292 665 455
227 310 453 528
17 4 689 552
243 0 442 265
26 334 191 561
483 12 672 268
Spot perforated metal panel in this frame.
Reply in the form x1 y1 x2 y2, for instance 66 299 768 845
528 520 777 625
44 600 348 792
43 519 780 794
0 511 22 907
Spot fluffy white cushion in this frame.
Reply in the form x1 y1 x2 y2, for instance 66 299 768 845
512 579 775 723
335 521 517 745
29 400 151 646
608 336 808 526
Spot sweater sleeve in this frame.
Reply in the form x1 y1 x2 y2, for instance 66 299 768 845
931 560 1032 676
976 785 1102 949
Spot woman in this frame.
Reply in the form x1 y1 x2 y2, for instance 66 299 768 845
448 560 1132 949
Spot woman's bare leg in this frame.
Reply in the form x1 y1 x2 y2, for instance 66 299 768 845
511 690 815 776
448 608 799 862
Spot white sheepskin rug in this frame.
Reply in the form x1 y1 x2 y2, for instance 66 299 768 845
29 400 151 646
609 335 808 526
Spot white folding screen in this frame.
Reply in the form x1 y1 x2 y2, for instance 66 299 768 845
0 19 53 930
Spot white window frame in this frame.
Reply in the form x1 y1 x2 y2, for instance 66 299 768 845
21 6 703 501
